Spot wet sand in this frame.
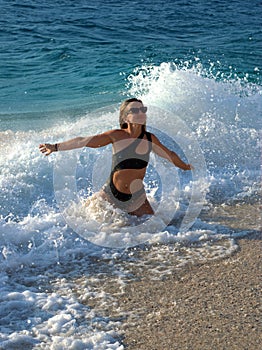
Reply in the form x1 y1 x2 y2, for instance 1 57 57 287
117 234 261 349
116 204 261 349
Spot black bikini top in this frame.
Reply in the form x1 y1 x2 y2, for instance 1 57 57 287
111 130 152 173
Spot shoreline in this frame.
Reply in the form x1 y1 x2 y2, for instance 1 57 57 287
116 232 261 349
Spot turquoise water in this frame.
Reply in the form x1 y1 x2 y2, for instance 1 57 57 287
0 1 261 349
0 0 261 127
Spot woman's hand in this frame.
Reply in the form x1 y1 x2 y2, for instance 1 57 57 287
184 163 194 171
39 143 57 156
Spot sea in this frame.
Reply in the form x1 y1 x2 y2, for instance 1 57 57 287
0 0 261 348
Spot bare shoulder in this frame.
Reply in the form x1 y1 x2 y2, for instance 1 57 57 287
150 133 161 144
98 128 120 139
107 129 129 142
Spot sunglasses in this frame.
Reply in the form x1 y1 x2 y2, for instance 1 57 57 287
126 106 148 114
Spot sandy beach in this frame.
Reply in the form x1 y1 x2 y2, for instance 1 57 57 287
116 233 261 350
102 204 261 350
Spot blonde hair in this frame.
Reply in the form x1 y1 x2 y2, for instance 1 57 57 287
119 98 146 132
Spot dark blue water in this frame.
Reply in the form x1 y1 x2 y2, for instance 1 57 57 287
0 0 261 125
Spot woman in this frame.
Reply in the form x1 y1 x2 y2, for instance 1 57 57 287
39 98 192 216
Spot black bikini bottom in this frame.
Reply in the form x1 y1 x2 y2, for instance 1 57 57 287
102 178 146 212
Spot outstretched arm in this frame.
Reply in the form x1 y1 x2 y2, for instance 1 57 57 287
39 130 114 156
151 134 192 170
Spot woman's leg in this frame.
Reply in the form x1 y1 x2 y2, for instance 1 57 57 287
129 198 154 217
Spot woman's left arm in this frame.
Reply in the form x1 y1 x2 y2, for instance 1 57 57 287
151 134 192 170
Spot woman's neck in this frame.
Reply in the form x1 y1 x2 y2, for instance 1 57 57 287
126 124 143 137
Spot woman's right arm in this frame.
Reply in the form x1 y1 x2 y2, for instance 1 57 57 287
39 130 115 156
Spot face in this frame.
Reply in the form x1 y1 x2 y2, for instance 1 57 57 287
124 101 147 126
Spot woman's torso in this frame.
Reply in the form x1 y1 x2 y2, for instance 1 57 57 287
111 130 152 194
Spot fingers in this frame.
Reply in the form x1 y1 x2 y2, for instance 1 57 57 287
39 143 52 156
184 163 194 171
39 144 45 152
